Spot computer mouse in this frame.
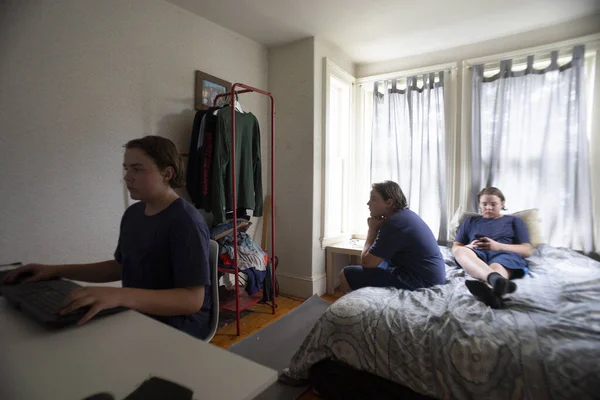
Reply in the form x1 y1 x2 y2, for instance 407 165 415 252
82 392 115 400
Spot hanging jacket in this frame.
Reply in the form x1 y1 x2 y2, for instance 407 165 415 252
211 107 263 225
186 110 206 207
186 108 218 211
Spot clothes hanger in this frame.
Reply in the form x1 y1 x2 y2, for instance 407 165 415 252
234 97 244 113
213 94 244 115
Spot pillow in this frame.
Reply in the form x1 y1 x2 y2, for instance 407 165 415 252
449 208 543 247
512 209 543 247
448 209 479 242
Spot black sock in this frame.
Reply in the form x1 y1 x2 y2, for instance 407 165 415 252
465 280 504 309
487 272 517 296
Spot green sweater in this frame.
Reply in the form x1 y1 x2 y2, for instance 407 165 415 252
212 108 263 225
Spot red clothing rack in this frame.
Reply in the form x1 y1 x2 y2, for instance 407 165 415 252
213 83 276 336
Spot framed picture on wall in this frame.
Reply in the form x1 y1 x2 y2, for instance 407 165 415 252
195 70 231 110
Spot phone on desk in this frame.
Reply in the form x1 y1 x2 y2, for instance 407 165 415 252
82 377 193 400
124 377 193 400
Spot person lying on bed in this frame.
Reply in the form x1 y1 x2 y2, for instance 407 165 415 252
452 186 532 308
339 180 446 293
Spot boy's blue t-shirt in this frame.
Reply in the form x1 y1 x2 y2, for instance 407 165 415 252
114 198 212 340
368 209 446 288
455 215 530 246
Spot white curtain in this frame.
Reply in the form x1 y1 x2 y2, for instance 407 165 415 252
471 45 594 252
371 73 448 240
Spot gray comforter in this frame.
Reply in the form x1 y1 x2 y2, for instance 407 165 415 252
285 245 600 399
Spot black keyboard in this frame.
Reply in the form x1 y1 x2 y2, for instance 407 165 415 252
2 279 127 328
11 283 73 315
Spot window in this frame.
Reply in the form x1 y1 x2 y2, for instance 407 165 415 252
356 69 454 240
321 34 599 251
469 44 599 251
322 60 354 244
323 62 456 244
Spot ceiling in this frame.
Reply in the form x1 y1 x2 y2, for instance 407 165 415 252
166 0 600 64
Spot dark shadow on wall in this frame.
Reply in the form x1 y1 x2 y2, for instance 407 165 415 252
156 107 215 225
156 108 196 153
156 107 196 200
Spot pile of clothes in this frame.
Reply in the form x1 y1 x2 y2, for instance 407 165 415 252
211 219 268 296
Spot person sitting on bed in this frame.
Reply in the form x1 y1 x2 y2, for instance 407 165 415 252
339 180 446 293
453 186 532 308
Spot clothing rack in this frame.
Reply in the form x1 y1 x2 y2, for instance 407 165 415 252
213 83 276 336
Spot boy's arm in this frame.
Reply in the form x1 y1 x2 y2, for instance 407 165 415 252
2 260 121 285
489 241 533 257
121 286 205 316
509 216 533 257
362 225 382 268
474 237 532 257
57 260 122 282
362 217 396 268
60 285 206 325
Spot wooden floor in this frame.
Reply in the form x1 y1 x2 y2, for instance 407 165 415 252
212 290 342 399
211 294 305 348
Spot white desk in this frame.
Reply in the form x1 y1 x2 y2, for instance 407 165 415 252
0 297 277 400
325 240 364 295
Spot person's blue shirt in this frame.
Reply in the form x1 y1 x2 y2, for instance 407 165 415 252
455 215 530 246
114 198 212 340
369 209 446 288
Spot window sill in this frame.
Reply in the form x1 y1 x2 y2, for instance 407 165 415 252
320 233 367 249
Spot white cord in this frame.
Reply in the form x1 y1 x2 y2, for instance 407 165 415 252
349 239 364 249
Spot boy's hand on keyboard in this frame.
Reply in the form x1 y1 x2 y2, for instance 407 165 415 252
59 286 123 325
1 264 59 285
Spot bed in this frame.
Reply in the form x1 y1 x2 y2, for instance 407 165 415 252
284 245 600 399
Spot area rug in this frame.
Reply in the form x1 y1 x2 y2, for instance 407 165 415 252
228 295 332 400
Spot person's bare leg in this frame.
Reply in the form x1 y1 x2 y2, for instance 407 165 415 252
339 269 351 294
489 263 510 279
453 247 493 281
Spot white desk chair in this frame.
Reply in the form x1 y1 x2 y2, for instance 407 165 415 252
204 239 220 342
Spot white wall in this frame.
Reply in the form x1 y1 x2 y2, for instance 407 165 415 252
267 37 355 297
356 13 600 77
267 38 315 297
0 0 268 266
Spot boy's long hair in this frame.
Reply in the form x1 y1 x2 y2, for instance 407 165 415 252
371 181 408 212
124 136 185 189
477 186 507 210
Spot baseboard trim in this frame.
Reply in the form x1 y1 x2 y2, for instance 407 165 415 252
312 274 327 296
277 272 327 298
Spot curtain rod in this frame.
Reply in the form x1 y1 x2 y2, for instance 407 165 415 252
356 62 458 85
463 33 600 67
